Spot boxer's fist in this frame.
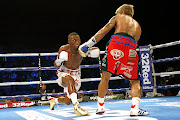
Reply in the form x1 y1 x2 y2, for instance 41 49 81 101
78 42 89 57
58 51 68 61
55 51 68 66
78 36 97 57
87 47 100 58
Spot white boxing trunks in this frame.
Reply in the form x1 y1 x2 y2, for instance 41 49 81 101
56 64 81 96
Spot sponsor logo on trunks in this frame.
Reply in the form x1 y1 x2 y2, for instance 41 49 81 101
110 49 124 60
120 63 133 78
114 61 120 70
127 62 134 65
129 49 137 57
120 63 133 72
111 35 137 48
123 71 132 78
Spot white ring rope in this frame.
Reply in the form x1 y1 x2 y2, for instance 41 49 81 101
152 71 180 76
150 40 180 49
1 83 180 99
0 77 121 86
0 41 179 89
0 52 58 57
1 71 180 86
136 40 180 51
0 64 100 71
0 55 179 72
0 40 179 57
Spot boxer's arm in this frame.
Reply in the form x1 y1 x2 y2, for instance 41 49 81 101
54 46 68 68
94 15 116 42
78 16 116 57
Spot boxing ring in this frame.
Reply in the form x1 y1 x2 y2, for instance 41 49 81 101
0 40 180 120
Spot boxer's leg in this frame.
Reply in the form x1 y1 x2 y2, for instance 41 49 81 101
49 93 71 110
130 80 149 116
62 75 89 116
57 93 71 105
98 70 112 98
62 75 77 104
130 80 141 98
49 75 76 110
96 70 112 114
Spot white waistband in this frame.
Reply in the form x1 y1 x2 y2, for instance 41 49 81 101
57 64 81 76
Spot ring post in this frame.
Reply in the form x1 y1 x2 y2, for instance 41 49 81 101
38 53 43 101
139 46 153 92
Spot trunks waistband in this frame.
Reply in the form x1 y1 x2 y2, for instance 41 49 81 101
109 32 137 49
56 65 81 76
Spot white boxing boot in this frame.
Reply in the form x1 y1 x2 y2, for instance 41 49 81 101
96 101 105 115
130 97 149 116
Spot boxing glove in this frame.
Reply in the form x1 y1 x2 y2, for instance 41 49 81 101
55 51 68 66
87 47 100 58
78 36 97 57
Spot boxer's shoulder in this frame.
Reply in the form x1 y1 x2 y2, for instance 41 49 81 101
58 44 70 52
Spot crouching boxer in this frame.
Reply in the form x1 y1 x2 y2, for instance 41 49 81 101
49 32 100 116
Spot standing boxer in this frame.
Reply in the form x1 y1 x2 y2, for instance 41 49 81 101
79 4 148 116
49 32 100 116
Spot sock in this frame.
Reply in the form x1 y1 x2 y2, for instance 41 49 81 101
70 93 78 104
98 97 104 106
131 97 140 109
55 98 59 104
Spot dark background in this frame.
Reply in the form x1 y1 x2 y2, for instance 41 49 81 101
0 0 180 96
0 0 179 58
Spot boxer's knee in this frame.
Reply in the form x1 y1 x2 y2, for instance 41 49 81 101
130 80 140 89
101 70 112 82
62 75 75 86
130 80 140 85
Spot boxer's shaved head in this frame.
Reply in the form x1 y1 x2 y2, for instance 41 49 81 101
68 32 79 39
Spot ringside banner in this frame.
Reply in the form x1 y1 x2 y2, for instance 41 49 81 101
139 46 153 91
0 101 35 109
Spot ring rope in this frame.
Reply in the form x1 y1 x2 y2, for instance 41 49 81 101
0 40 179 57
0 84 180 99
0 64 100 71
150 40 180 49
152 56 180 63
0 77 121 86
0 53 58 57
152 71 180 76
0 41 180 100
136 40 180 51
1 71 180 86
0 55 179 72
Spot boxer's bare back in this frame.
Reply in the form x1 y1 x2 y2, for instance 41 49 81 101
94 14 141 42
